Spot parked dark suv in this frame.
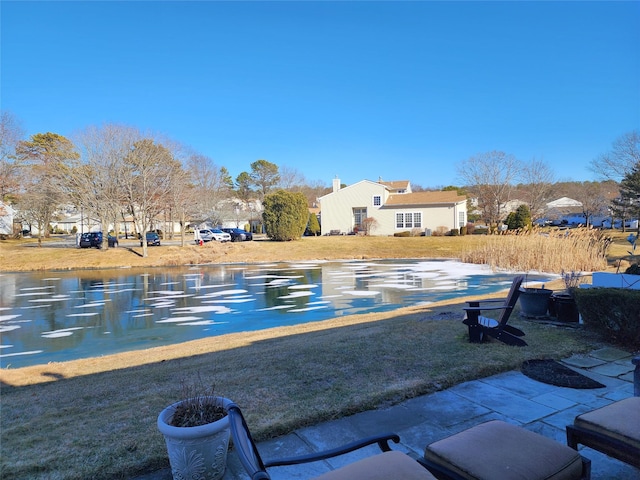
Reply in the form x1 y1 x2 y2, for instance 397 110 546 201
221 228 253 242
79 232 103 248
140 231 161 246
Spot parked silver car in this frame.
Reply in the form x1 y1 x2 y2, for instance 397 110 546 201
197 229 231 243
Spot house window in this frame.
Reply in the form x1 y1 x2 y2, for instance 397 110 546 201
373 195 381 206
459 211 466 228
396 212 422 229
353 207 367 230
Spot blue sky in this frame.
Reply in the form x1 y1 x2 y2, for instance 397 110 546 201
2 1 639 188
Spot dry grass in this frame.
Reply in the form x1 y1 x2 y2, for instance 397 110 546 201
460 227 614 273
0 234 484 272
0 231 632 480
0 301 607 480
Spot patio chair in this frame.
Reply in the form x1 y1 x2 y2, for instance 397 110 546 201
421 420 591 480
226 402 436 479
462 275 527 346
566 395 640 469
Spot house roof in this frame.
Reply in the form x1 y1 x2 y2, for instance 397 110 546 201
546 197 582 208
378 180 410 191
384 190 466 206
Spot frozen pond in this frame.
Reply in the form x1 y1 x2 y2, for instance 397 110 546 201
0 259 552 368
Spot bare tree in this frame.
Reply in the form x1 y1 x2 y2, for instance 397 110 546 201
0 111 25 202
163 147 199 246
15 133 79 245
568 182 611 228
186 152 232 224
121 138 176 257
278 165 306 191
520 157 555 220
590 130 640 181
457 151 521 230
71 124 139 247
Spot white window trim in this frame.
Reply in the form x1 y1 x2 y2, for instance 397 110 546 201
396 211 422 229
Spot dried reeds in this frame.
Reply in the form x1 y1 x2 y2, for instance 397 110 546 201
460 227 612 274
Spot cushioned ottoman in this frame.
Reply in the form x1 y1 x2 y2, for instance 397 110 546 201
566 396 640 469
423 420 589 480
314 450 436 480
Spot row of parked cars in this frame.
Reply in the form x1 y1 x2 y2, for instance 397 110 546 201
196 228 253 243
79 228 251 249
78 231 161 248
78 232 119 248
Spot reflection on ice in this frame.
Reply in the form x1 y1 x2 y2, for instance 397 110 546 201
0 260 555 368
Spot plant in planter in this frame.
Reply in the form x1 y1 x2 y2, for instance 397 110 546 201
550 270 583 323
518 280 553 318
157 378 233 480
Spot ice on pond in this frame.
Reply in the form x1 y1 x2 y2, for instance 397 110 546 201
344 290 381 296
288 284 318 290
0 325 21 332
172 305 233 314
288 305 329 313
0 259 556 368
156 316 203 323
278 291 314 299
41 327 84 338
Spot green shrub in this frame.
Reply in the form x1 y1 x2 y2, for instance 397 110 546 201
307 213 321 236
625 263 640 275
460 226 467 236
448 228 460 236
394 231 411 237
573 287 640 348
262 190 309 241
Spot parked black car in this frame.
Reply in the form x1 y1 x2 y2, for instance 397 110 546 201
79 232 103 248
140 231 161 246
221 228 253 242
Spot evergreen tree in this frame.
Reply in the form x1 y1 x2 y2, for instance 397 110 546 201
307 212 321 236
505 204 532 230
262 190 308 241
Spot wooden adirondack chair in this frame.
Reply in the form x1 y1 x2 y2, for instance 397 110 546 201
462 275 527 346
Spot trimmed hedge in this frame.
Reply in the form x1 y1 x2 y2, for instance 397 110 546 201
573 287 640 348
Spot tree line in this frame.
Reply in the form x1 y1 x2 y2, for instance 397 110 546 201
0 115 330 254
2 110 638 249
455 131 640 230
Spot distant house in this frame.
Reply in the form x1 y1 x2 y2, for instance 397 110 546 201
319 178 467 236
0 202 16 235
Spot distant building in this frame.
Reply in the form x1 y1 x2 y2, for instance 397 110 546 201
319 178 467 236
0 202 16 235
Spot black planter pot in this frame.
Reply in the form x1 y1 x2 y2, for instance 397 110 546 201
518 288 553 318
552 293 580 323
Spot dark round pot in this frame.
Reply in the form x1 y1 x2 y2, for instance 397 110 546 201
519 288 553 318
552 293 579 323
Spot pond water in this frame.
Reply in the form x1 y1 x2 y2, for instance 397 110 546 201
0 259 552 368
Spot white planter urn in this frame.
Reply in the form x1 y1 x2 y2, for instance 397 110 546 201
157 396 232 480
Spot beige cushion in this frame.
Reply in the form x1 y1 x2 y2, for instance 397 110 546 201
424 420 583 480
313 450 436 480
573 396 640 450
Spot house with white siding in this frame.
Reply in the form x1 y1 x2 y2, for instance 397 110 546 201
0 202 16 235
319 178 467 236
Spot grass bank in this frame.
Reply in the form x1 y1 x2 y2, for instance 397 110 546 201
0 228 631 273
1 301 607 480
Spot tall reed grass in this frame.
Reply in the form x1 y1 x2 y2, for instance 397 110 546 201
460 227 612 273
